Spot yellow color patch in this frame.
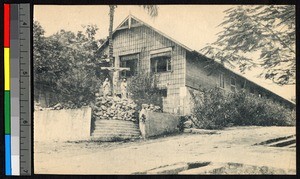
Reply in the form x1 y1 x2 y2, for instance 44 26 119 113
4 48 10 90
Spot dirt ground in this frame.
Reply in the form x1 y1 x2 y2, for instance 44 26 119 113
34 126 296 174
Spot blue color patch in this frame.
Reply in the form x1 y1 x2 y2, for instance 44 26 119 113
5 134 11 175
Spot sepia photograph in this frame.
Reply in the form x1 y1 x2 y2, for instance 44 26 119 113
33 5 296 174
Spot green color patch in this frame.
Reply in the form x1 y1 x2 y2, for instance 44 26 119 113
4 91 11 134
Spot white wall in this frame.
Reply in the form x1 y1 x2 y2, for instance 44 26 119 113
34 107 92 141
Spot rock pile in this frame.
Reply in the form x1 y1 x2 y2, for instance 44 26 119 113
93 94 138 122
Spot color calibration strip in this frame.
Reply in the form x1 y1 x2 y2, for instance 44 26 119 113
11 4 20 175
4 3 12 176
19 3 32 175
4 3 31 175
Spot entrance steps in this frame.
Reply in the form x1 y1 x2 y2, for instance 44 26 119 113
92 120 141 141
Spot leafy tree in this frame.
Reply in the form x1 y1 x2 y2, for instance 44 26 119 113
201 5 295 85
33 21 106 108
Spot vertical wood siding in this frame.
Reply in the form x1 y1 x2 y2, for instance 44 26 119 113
102 26 186 113
186 53 254 93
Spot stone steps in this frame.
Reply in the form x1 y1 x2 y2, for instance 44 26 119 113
95 123 139 128
95 119 138 124
92 131 141 136
92 131 140 135
93 129 140 134
94 121 140 132
92 119 141 141
92 134 140 138
94 125 139 131
94 120 138 126
91 135 140 141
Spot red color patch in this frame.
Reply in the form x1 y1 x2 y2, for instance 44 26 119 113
4 4 10 47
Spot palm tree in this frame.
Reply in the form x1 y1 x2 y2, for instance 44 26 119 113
108 5 158 63
107 5 158 94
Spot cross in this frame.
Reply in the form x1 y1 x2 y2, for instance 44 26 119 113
100 66 130 95
100 66 130 71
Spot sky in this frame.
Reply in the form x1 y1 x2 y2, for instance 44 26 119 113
34 5 295 100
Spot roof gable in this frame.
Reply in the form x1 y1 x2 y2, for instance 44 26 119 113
98 15 192 52
116 15 142 30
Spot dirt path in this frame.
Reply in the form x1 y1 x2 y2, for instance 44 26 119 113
34 126 295 174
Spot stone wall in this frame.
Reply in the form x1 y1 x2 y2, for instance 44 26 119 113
143 111 181 138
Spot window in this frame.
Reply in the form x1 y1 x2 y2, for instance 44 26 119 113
120 54 138 77
230 77 236 92
219 73 225 88
150 51 172 73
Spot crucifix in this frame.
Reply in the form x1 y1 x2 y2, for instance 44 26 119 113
101 8 132 96
100 66 130 96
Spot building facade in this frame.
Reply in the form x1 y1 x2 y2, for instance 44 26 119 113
98 15 295 115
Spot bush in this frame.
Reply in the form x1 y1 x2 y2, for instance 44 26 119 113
127 73 163 111
191 88 295 129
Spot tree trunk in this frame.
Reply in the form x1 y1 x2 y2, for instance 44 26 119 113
108 5 115 64
108 5 115 95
